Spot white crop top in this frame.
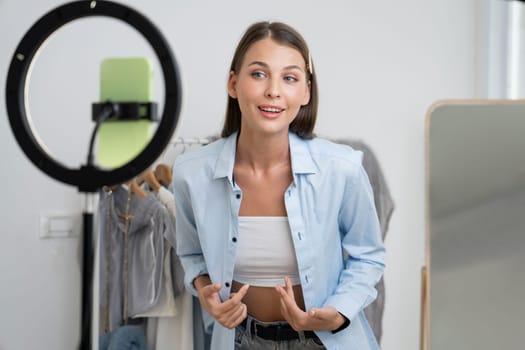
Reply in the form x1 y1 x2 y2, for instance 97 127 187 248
233 216 301 287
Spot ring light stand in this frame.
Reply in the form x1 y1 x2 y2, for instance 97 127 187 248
4 1 182 349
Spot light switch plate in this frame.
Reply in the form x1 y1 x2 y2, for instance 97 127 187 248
39 212 80 239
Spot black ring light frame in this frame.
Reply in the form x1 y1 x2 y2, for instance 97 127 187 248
5 1 182 349
5 0 182 193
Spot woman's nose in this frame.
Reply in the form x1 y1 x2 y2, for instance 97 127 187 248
265 79 281 98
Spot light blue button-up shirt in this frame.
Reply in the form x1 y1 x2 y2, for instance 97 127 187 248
170 132 385 350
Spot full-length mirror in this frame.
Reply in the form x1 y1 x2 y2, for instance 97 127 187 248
424 100 525 349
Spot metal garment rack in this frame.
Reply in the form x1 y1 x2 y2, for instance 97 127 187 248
171 136 214 146
158 137 214 166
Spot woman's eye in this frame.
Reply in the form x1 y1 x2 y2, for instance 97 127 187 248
284 76 298 82
251 71 266 78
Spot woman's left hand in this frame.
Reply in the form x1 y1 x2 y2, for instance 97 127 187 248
275 276 346 332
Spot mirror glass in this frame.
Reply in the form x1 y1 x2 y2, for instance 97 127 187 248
427 101 525 349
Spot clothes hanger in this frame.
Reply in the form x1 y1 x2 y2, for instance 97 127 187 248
137 169 161 194
154 163 172 187
129 178 147 199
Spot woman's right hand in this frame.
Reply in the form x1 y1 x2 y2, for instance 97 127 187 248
197 282 250 329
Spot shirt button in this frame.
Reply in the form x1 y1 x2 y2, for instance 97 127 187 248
232 237 237 243
236 194 241 199
225 282 230 288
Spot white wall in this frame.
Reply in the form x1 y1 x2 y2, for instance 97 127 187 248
0 0 480 349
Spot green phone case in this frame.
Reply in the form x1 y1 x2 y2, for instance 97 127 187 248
97 57 154 168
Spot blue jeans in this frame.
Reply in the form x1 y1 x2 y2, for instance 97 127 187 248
234 315 326 350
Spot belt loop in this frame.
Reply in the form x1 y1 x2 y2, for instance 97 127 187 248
298 330 306 343
245 315 254 341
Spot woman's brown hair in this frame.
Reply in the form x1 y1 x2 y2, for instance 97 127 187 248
221 21 318 139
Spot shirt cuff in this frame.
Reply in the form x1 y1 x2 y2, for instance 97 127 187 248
331 313 351 334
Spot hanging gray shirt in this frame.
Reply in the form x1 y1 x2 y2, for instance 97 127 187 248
98 186 176 332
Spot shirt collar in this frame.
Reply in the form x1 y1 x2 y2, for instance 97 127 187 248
213 132 238 182
289 132 317 175
213 131 318 182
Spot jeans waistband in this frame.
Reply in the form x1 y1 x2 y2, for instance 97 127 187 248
239 316 319 342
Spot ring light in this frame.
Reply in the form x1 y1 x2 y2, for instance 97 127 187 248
5 0 182 193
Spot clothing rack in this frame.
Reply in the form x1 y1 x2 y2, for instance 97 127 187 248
170 136 215 146
159 136 215 167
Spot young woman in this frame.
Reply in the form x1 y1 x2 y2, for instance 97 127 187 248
171 21 385 350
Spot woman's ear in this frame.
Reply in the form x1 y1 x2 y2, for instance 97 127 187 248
228 71 237 99
302 80 311 106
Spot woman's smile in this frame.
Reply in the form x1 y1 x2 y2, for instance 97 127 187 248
258 104 285 119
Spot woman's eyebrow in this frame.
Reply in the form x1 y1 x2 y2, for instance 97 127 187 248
247 60 268 68
247 61 304 72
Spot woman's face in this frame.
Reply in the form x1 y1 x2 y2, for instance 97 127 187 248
228 38 310 138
